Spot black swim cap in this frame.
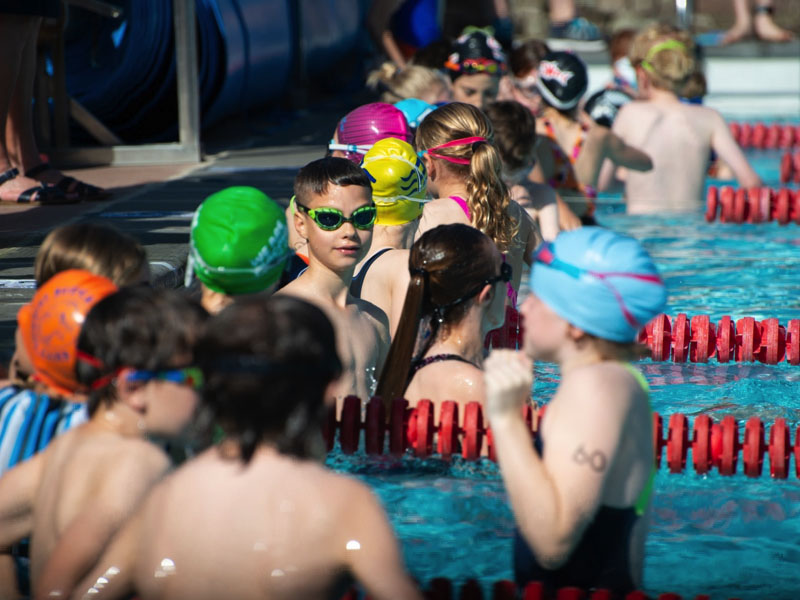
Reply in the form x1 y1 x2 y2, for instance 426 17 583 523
535 51 588 110
445 30 507 77
583 88 633 128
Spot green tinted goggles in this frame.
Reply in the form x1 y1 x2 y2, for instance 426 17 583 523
294 197 376 231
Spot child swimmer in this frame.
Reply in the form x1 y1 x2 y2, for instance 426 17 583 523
485 227 667 594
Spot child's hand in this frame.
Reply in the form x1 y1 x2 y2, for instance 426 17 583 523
485 350 534 422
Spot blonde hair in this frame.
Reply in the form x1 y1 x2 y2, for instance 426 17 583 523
35 223 147 287
367 62 447 104
415 102 516 252
630 24 695 93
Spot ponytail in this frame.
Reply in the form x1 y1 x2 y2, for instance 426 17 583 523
375 268 427 407
467 141 517 252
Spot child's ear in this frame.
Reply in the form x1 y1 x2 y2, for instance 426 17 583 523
117 369 147 413
476 283 494 306
422 153 436 181
294 210 307 240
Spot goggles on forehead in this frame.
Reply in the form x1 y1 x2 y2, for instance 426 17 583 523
328 141 373 155
533 242 662 329
294 197 377 231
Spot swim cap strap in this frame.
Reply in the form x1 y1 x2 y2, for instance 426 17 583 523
423 137 488 165
641 40 688 74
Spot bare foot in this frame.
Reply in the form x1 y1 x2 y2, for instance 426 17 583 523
754 13 795 42
0 173 49 203
721 21 752 45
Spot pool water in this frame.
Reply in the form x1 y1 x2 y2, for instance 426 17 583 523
327 147 800 599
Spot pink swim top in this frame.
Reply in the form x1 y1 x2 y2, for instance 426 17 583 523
450 195 471 220
450 195 518 308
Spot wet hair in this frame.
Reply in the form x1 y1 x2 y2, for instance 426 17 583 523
630 24 696 93
485 101 537 172
293 157 372 205
76 287 208 416
375 224 499 402
509 39 550 78
410 38 454 71
680 70 707 100
35 223 147 287
609 29 636 63
415 102 516 251
367 62 448 103
195 296 342 464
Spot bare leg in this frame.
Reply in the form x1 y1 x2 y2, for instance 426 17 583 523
753 1 794 42
549 0 575 24
5 17 43 171
0 15 52 203
721 0 752 45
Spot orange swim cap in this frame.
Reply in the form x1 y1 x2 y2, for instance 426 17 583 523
17 269 117 396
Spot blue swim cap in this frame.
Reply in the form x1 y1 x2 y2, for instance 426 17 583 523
530 227 667 342
394 98 436 129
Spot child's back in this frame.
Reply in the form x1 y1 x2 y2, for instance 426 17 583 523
130 445 399 599
610 25 759 214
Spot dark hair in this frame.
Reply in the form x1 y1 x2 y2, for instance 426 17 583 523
509 39 550 78
375 224 499 403
410 38 454 71
485 101 537 172
76 287 208 416
609 29 636 62
445 31 506 81
195 296 342 464
35 223 147 287
293 157 372 205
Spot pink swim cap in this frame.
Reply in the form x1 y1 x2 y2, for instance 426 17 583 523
331 103 412 163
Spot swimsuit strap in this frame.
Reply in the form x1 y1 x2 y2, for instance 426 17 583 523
408 353 480 379
621 362 656 517
349 248 393 298
449 195 471 220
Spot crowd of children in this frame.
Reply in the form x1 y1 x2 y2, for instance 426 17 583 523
0 12 781 600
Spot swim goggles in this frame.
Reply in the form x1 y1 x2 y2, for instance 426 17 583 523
640 39 688 75
433 261 512 310
293 197 377 231
126 367 204 390
533 242 662 328
328 141 373 155
419 136 488 166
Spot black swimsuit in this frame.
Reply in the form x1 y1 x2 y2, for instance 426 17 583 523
405 353 480 389
349 248 392 298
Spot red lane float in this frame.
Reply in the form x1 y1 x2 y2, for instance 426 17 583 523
728 121 800 149
326 398 800 478
639 313 800 365
779 150 800 184
341 577 760 599
705 185 800 224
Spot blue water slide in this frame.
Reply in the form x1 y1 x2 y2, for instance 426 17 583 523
64 0 364 141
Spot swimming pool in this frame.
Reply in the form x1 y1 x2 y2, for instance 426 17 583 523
327 145 800 599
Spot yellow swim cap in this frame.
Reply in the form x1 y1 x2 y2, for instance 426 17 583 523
361 137 428 226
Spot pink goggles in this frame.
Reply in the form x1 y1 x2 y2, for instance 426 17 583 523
420 136 488 165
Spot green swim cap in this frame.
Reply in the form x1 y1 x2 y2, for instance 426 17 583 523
189 187 289 295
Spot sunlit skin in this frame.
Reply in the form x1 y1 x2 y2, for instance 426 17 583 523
279 184 390 402
451 73 499 111
483 293 654 585
0 369 199 600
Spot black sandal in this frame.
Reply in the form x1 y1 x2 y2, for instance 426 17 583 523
26 162 110 201
0 167 73 205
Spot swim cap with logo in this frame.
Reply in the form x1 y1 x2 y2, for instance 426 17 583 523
189 187 289 296
536 51 588 111
331 103 412 164
583 88 633 128
361 138 428 226
17 269 118 396
445 29 507 77
531 227 666 342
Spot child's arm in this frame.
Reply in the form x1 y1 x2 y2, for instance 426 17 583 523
342 482 422 600
366 0 407 68
708 109 761 188
34 446 168 600
485 351 631 568
511 182 559 241
603 130 653 172
0 450 46 551
66 502 147 600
